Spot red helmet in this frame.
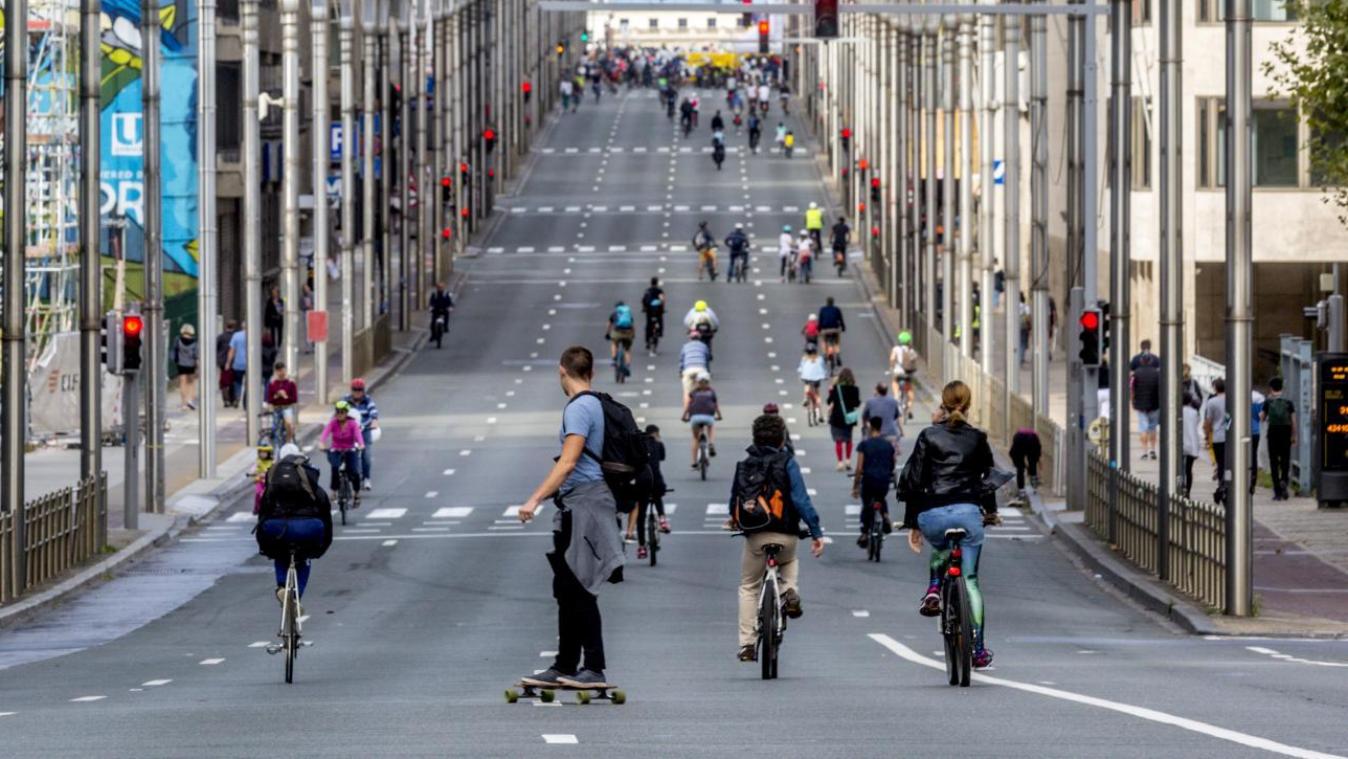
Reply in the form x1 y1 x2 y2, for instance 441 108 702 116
350 378 367 391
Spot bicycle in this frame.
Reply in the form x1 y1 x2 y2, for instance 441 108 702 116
266 549 306 683
644 498 661 566
866 502 886 562
334 457 360 525
728 252 749 283
614 341 630 384
803 385 823 427
645 317 663 355
738 537 794 680
695 425 711 481
258 407 287 451
697 246 720 282
937 528 975 687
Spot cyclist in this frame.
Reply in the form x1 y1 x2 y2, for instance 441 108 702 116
343 378 380 490
683 371 722 467
778 225 795 281
710 110 725 133
429 282 454 348
830 216 851 275
804 202 825 252
890 330 919 419
256 443 333 605
758 81 771 114
630 424 671 560
319 400 365 504
607 301 636 376
641 277 665 355
852 416 896 548
683 300 720 363
818 296 846 368
679 330 711 406
774 122 787 149
778 82 790 113
801 313 821 351
692 221 718 281
747 112 762 153
783 130 796 158
796 230 815 283
730 413 824 662
797 344 827 417
712 139 727 171
265 361 299 444
724 224 750 280
679 98 694 133
897 380 1000 669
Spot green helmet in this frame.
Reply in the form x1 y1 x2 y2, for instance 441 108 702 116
897 331 913 346
335 400 350 412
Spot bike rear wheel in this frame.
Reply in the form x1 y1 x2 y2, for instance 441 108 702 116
283 585 298 683
759 577 778 680
942 577 974 687
647 509 659 567
869 525 883 562
339 471 351 525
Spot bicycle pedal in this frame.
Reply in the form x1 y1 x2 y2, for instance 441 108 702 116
265 645 282 655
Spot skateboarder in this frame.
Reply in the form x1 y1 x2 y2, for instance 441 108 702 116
517 346 625 690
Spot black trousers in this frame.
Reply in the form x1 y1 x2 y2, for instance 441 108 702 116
1267 426 1293 495
1249 434 1261 494
1011 452 1040 490
1183 455 1197 498
859 481 890 533
548 510 605 674
1212 441 1227 503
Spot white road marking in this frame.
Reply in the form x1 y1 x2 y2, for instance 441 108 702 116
364 508 407 520
543 735 579 745
540 650 558 657
413 527 451 533
641 245 657 252
489 525 526 531
852 610 870 618
298 615 310 624
518 246 535 253
706 503 729 515
69 696 106 703
487 417 499 424
548 246 565 253
443 468 456 475
1246 646 1348 668
807 488 818 496
460 449 472 456
565 206 581 213
199 658 225 666
425 491 438 499
434 507 474 519
226 512 253 523
487 247 505 254
592 205 609 212
381 539 399 547
141 679 172 687
845 504 862 516
869 633 1344 759
664 504 678 514
497 403 508 409
249 641 270 648
620 205 635 212
800 467 812 474
341 528 382 534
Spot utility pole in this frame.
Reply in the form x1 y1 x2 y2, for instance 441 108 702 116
1157 0 1184 582
381 4 394 320
895 21 910 324
142 0 166 514
199 0 220 475
941 20 956 355
340 6 356 385
1225 0 1254 617
417 1 431 308
1004 9 1022 404
1109 0 1133 480
398 6 412 331
2 0 28 592
281 0 302 395
81 0 104 517
312 0 331 402
431 0 445 285
923 21 938 347
1030 1 1050 417
958 14 974 360
978 1 997 376
364 0 379 332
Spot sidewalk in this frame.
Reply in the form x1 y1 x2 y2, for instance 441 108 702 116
854 263 1348 636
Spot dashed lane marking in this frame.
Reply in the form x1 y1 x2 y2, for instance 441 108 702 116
870 633 1346 759
460 449 472 456
443 468 456 475
543 735 579 745
1246 646 1348 668
365 508 407 520
382 539 399 547
226 512 253 523
249 641 269 648
142 679 172 687
706 503 729 515
425 491 438 499
199 658 225 666
540 650 558 657
70 696 107 703
852 610 870 618
845 505 862 516
434 507 474 519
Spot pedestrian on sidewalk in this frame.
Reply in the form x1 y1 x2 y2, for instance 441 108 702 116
1097 358 1111 421
1182 363 1205 409
1261 377 1297 501
265 286 285 347
827 368 862 472
1182 401 1202 498
261 332 278 387
1203 378 1228 503
1009 428 1041 493
217 320 238 408
173 323 198 411
560 78 573 112
226 322 249 410
1130 340 1162 460
1249 385 1266 495
517 346 624 691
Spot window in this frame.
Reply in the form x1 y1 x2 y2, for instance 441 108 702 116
678 17 688 30
1253 103 1299 186
1198 0 1297 22
649 18 658 30
707 17 717 29
1198 97 1228 189
1310 125 1348 187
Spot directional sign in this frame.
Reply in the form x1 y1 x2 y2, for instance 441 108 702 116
993 159 1005 185
330 122 344 162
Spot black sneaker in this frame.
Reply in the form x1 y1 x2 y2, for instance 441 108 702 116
558 669 608 688
782 588 803 619
738 644 757 662
521 668 569 687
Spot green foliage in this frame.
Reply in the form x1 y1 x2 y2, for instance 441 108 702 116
1267 0 1348 225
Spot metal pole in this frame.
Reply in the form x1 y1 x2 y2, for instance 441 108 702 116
400 9 413 329
896 22 909 322
941 21 956 351
924 23 938 344
431 0 445 284
978 1 996 374
340 9 356 385
1004 9 1021 404
909 28 922 331
1081 8 1101 425
381 9 393 321
417 3 431 308
142 0 166 513
958 14 974 359
1109 0 1132 475
1225 0 1254 617
364 6 379 332
1157 0 1183 582
312 0 331 402
281 0 302 394
1066 0 1087 509
199 0 219 475
2 0 28 591
82 0 105 512
1030 1 1049 417
122 369 140 530
243 0 264 447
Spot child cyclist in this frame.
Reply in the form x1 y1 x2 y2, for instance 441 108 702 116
801 313 821 351
851 416 896 548
797 344 828 424
628 425 671 560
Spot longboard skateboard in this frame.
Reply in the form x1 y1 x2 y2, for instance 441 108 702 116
505 679 626 705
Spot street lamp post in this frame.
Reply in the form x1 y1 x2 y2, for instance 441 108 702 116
82 0 105 505
340 2 356 385
2 0 29 591
312 0 331 402
142 0 166 513
281 0 302 396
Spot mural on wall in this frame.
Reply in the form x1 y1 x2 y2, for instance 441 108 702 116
99 0 199 305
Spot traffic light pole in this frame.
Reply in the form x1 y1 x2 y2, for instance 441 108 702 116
201 0 222 475
123 368 140 531
1003 12 1021 404
2 0 27 594
1156 0 1184 582
311 0 331 403
340 6 356 387
81 0 104 526
1108 0 1132 478
142 0 166 515
1030 3 1050 418
364 1 379 332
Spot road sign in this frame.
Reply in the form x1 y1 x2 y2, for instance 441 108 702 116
307 310 329 343
993 159 1005 185
330 122 344 162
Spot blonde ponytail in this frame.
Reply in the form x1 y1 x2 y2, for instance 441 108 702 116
941 380 972 425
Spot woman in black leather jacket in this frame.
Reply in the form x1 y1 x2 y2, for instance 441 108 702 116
897 380 1000 669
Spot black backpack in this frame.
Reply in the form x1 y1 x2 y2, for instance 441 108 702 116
731 449 797 534
569 392 653 513
262 455 324 519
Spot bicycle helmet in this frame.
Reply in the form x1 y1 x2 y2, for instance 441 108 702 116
335 400 350 412
783 225 792 232
735 222 744 229
762 403 780 415
694 300 708 312
278 443 301 459
350 377 366 390
807 314 818 321
695 369 712 383
805 343 819 354
898 330 913 345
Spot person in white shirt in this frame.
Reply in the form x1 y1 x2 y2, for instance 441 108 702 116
1182 403 1202 498
778 225 795 281
797 345 829 420
682 301 720 332
758 83 770 112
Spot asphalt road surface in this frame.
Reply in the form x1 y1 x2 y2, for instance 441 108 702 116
2 89 1346 759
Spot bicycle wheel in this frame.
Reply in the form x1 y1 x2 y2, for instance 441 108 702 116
284 587 297 684
869 527 882 562
759 577 778 680
340 472 351 525
615 346 625 384
955 577 974 686
648 510 659 567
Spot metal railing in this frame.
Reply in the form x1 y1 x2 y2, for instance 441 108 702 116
1085 451 1226 610
1 473 106 604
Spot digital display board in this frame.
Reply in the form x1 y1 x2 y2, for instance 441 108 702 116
1320 355 1348 472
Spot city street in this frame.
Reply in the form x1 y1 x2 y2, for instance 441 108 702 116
2 89 1346 758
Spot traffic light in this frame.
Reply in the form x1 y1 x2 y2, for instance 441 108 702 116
459 161 470 185
870 177 881 204
101 311 124 375
1078 309 1101 366
521 80 532 103
840 127 851 153
815 0 839 39
555 41 565 57
580 31 589 44
758 20 770 54
483 127 497 154
440 175 452 204
1098 299 1112 353
441 226 453 240
122 313 144 373
742 0 752 27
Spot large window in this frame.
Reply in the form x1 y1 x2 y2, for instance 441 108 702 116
1197 97 1304 189
1198 0 1297 23
649 18 659 30
678 17 688 30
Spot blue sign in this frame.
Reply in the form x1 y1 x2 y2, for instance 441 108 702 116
992 159 1005 186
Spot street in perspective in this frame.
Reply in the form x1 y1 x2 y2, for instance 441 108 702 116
3 0 1348 756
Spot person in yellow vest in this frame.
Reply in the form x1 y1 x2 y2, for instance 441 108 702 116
805 202 824 252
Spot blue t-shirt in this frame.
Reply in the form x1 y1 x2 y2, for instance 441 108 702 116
561 394 606 490
856 437 896 488
229 330 248 372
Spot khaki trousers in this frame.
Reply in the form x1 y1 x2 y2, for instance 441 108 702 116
738 532 799 646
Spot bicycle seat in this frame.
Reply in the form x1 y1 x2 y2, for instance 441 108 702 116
762 543 785 557
944 528 968 541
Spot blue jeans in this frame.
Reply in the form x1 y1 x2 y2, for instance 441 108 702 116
359 435 374 480
916 503 987 650
327 449 361 491
258 517 325 597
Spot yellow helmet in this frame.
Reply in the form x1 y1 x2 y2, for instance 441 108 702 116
694 300 708 312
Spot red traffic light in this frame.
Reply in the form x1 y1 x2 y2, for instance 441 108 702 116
459 162 469 174
871 226 880 237
521 81 532 94
870 177 881 188
440 176 451 188
483 128 496 142
441 227 452 239
858 202 866 213
758 20 769 34
122 314 143 337
1080 310 1101 331
857 158 869 171
841 127 851 139
460 207 470 218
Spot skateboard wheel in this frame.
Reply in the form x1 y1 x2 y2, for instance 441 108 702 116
576 691 591 705
540 690 555 703
611 690 626 705
505 689 519 704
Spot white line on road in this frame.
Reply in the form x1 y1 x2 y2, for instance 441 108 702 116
459 449 472 456
364 508 407 520
69 696 106 703
1246 646 1348 668
142 679 172 687
706 503 729 515
869 634 1343 759
852 610 870 618
226 512 253 523
543 735 579 745
424 491 438 499
442 468 456 475
381 539 398 547
249 641 269 648
540 650 558 657
199 658 225 666
434 507 474 519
